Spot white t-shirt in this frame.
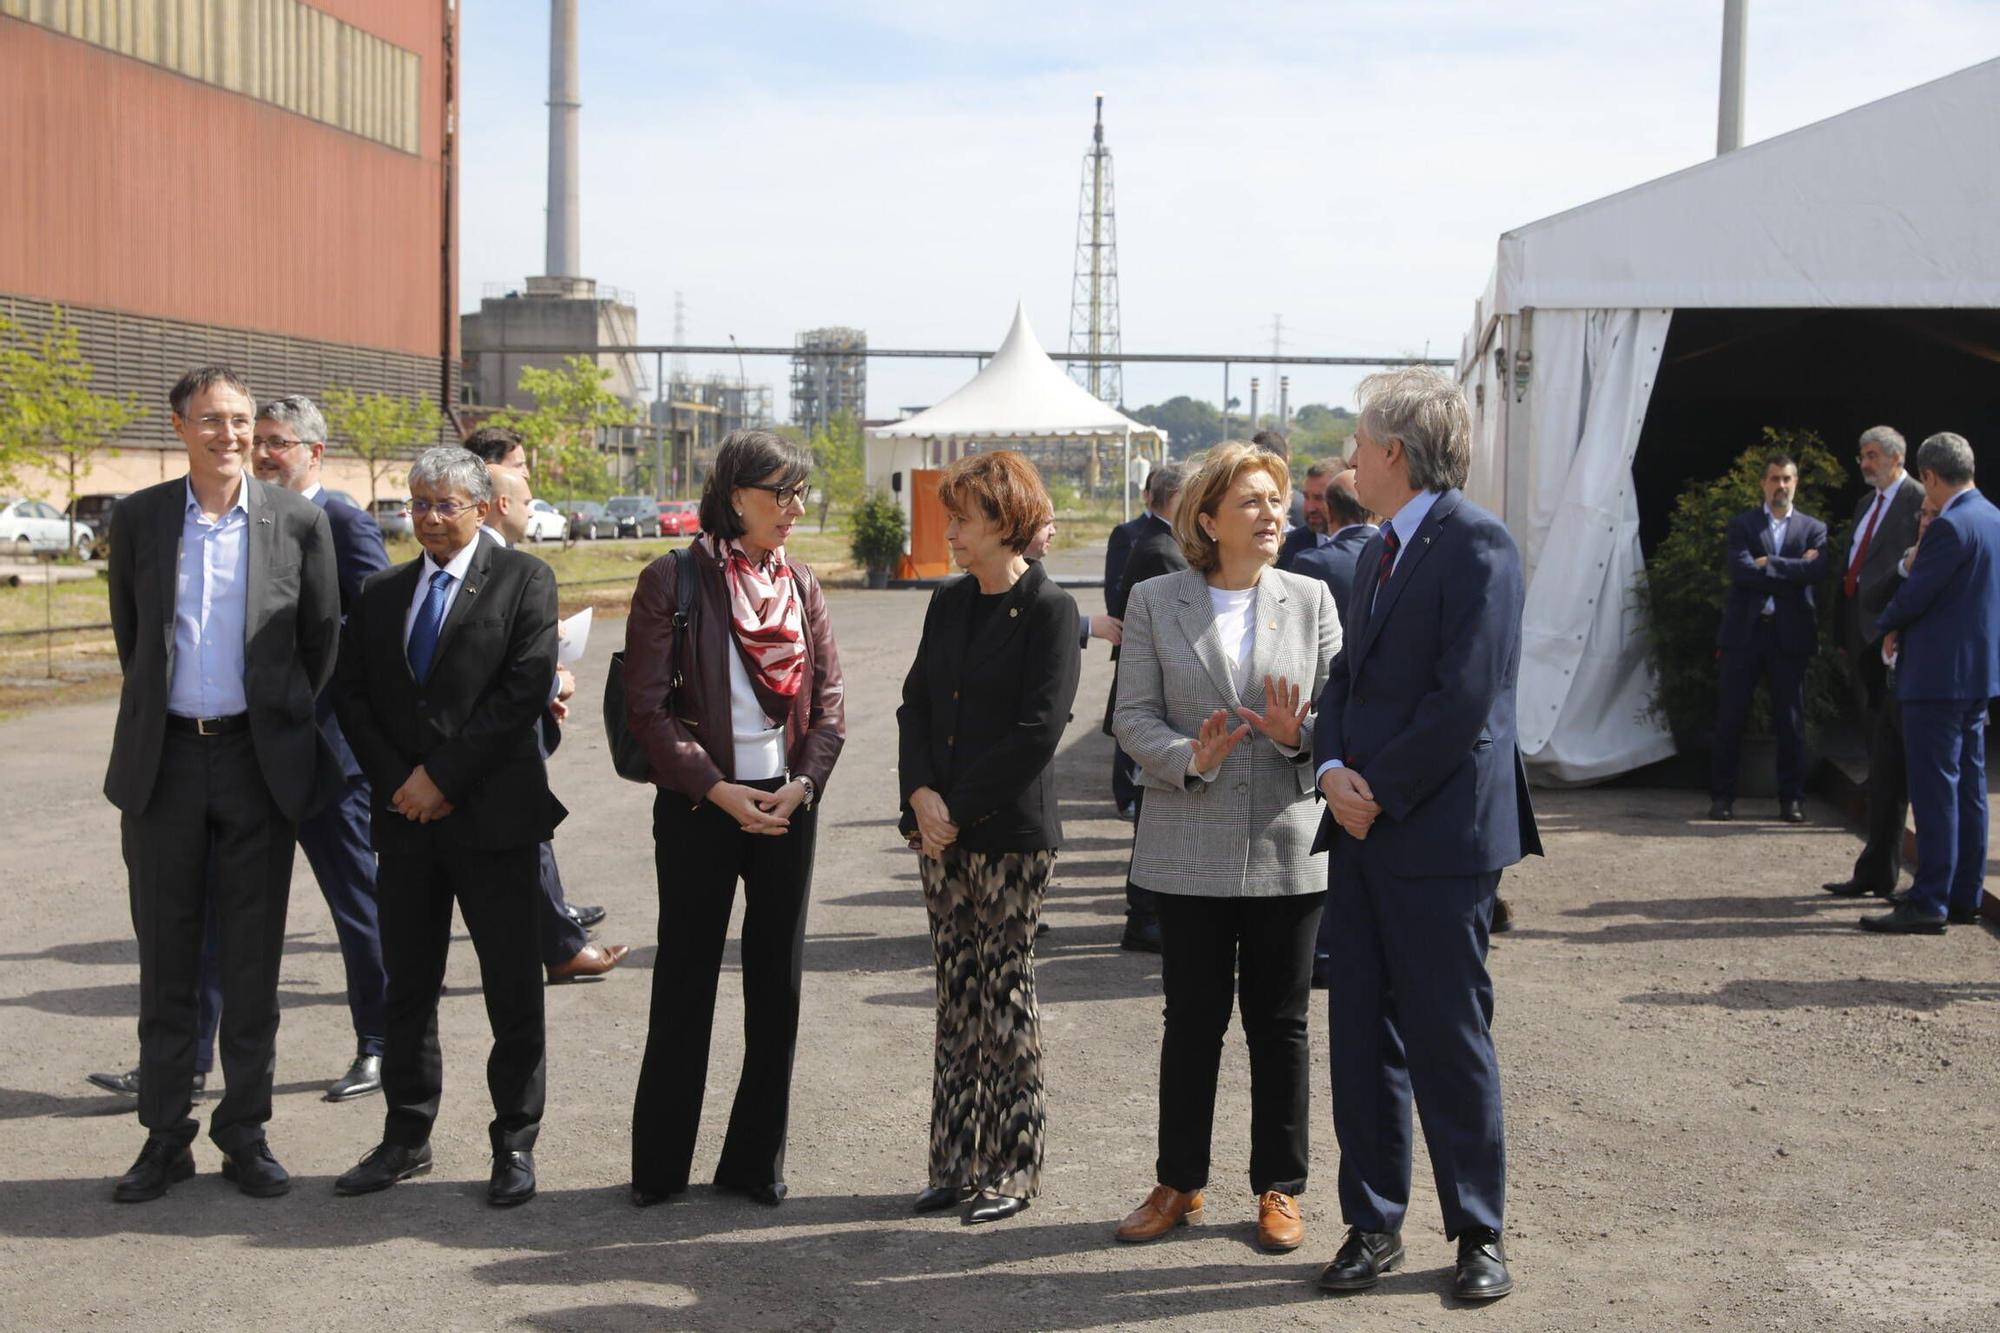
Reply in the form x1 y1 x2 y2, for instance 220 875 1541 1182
726 642 787 781
1208 584 1257 689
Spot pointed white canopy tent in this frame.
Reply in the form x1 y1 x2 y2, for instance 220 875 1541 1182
865 303 1164 531
1457 58 2000 784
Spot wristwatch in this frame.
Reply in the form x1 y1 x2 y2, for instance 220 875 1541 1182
794 774 817 808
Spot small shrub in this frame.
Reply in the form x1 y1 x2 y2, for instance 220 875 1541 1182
848 490 908 572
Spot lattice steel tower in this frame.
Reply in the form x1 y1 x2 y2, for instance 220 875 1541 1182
1066 94 1123 408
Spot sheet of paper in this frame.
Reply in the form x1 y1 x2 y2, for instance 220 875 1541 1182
557 606 592 667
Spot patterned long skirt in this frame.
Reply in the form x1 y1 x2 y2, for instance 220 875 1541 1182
918 846 1053 1200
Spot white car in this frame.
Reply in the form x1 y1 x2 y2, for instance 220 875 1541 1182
2 497 96 558
525 498 568 543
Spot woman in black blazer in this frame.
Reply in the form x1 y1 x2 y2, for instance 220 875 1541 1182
896 450 1082 1225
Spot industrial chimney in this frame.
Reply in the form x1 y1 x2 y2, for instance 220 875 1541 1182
545 0 581 277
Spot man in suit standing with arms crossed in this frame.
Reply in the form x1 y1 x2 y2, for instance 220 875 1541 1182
1824 427 1924 899
1311 368 1539 1301
1863 432 2000 934
249 394 391 1101
104 366 340 1201
332 447 563 1205
1708 455 1833 823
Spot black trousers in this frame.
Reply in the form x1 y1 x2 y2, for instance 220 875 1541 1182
1848 640 1909 892
631 779 817 1194
377 841 545 1154
1120 788 1160 924
535 841 588 966
1154 890 1324 1196
1711 619 1809 802
120 728 295 1154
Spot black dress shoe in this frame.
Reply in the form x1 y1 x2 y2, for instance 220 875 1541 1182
715 1179 787 1206
566 903 607 929
88 1069 207 1099
964 1193 1029 1224
1859 903 1948 934
1454 1227 1513 1300
1821 878 1887 898
334 1141 433 1196
1317 1227 1404 1291
1310 953 1332 990
1948 904 1984 926
489 1150 536 1207
1120 918 1163 953
112 1139 195 1203
1492 896 1515 933
630 1185 682 1208
220 1141 291 1198
913 1184 975 1213
1707 799 1734 821
326 1054 382 1102
1780 799 1806 824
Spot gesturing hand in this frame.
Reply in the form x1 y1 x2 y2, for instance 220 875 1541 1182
1318 765 1382 839
1237 673 1310 750
1190 708 1252 775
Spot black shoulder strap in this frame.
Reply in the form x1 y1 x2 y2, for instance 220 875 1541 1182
671 545 699 689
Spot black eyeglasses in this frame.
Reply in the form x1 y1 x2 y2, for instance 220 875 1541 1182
746 482 810 508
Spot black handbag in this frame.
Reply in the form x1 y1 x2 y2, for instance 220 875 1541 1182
603 546 699 783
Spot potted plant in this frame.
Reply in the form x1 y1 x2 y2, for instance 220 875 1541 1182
1635 428 1851 793
849 490 907 589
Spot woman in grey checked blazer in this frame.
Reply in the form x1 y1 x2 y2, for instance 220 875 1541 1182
1109 440 1341 1255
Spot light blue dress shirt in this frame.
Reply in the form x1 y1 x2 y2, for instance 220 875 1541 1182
1760 506 1793 615
167 480 251 718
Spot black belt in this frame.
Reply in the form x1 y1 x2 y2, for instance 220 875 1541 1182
165 712 249 736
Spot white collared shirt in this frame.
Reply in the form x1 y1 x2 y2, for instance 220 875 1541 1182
403 539 479 650
1847 476 1901 566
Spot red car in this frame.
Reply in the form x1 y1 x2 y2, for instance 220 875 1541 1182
658 499 700 536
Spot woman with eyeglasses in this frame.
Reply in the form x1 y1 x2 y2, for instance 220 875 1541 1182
622 430 846 1207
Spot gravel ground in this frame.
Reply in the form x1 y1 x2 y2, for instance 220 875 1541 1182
0 581 1996 1332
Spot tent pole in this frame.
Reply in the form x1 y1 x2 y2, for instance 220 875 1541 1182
1122 427 1132 523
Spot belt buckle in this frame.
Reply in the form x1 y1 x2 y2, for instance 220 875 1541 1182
197 716 221 736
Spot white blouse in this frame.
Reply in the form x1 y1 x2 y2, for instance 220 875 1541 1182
725 641 787 780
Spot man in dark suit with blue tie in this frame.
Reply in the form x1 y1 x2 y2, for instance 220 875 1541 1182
1863 432 2000 934
1310 369 1540 1302
1289 468 1377 632
1708 455 1834 823
251 395 390 1102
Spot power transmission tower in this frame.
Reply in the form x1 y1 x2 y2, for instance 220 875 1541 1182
1066 94 1123 411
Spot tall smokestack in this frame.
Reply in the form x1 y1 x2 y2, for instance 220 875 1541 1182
545 0 581 277
1717 0 1747 154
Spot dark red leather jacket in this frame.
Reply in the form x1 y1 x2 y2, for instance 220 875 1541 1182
622 538 845 805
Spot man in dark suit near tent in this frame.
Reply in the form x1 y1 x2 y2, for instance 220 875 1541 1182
1290 468 1378 632
1101 501 1152 817
1310 369 1539 1302
1708 454 1834 823
1863 432 2000 933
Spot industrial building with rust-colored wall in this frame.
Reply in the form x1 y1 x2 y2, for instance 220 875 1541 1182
0 0 457 495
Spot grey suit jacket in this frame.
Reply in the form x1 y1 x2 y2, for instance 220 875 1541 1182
1112 566 1340 897
104 474 341 821
1847 474 1924 644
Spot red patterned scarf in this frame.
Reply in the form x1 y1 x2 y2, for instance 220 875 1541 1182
719 536 806 723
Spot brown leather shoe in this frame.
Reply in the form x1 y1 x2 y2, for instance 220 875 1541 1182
546 942 629 983
1115 1183 1204 1242
1256 1190 1304 1252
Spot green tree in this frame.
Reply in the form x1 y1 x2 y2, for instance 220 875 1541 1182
1289 403 1358 460
0 306 145 553
323 386 444 506
1127 396 1224 454
488 356 636 508
810 410 865 532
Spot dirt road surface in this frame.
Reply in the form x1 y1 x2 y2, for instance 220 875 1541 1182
1 583 1996 1332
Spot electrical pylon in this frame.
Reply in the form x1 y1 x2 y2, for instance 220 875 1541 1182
1066 94 1123 411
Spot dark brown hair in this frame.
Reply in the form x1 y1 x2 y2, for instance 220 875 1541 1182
936 450 1053 553
169 366 252 418
700 429 814 540
464 424 525 462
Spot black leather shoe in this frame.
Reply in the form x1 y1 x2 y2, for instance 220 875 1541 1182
1707 799 1734 821
1317 1227 1404 1291
1859 903 1948 934
489 1150 536 1207
112 1139 195 1203
630 1185 682 1208
1310 953 1332 989
1120 918 1162 953
326 1054 382 1102
914 1184 975 1213
715 1179 787 1206
1780 799 1806 824
964 1193 1029 1224
220 1141 291 1198
1821 878 1887 898
88 1069 206 1099
1454 1227 1513 1300
334 1141 433 1196
1492 896 1515 933
1948 905 1984 925
566 903 607 929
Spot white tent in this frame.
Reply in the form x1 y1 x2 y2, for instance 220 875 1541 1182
865 303 1164 528
1458 58 2000 784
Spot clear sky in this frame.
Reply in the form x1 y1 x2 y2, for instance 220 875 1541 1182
458 1 2000 423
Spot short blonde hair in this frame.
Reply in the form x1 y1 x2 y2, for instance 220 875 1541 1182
1174 440 1291 572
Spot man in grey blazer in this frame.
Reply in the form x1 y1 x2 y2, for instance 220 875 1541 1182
104 366 340 1203
1823 425 1925 899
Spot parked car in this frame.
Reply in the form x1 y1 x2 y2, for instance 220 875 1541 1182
568 500 613 541
606 495 662 539
524 498 568 543
68 492 127 557
658 498 700 536
371 497 414 540
2 497 96 559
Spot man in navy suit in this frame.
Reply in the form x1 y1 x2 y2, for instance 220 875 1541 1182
1276 458 1343 571
1310 369 1540 1302
1102 502 1152 817
1708 455 1834 823
251 395 390 1101
1290 468 1377 631
1863 432 2000 934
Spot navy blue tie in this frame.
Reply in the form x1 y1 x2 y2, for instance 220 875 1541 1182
407 569 453 683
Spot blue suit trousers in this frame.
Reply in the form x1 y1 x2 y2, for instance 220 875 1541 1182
296 773 388 1056
1900 699 1989 918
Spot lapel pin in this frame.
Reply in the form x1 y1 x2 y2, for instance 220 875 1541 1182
1009 607 1018 617
258 517 273 525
